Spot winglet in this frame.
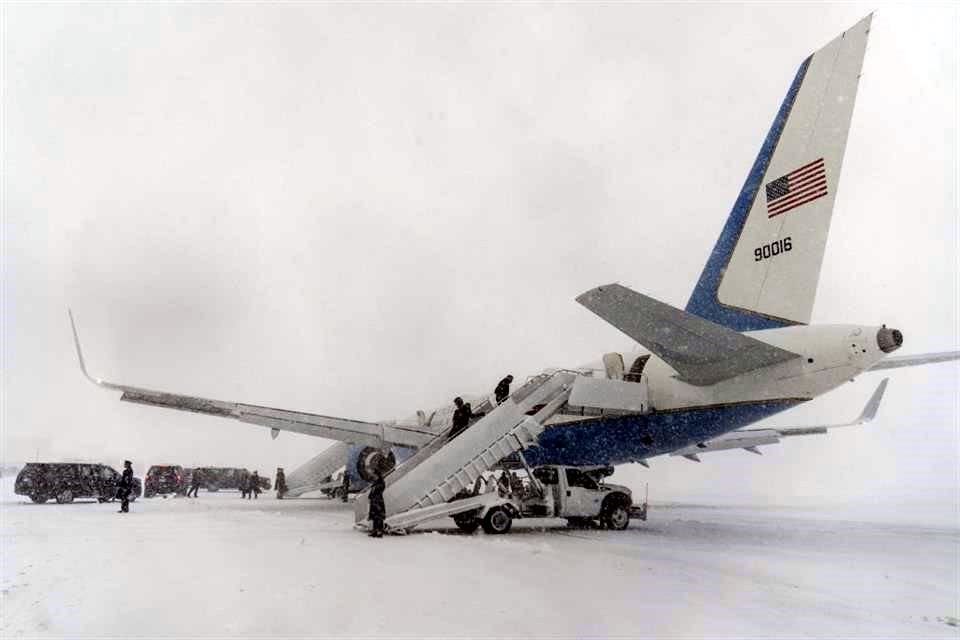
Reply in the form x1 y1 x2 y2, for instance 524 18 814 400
777 377 889 438
69 309 114 389
855 377 888 425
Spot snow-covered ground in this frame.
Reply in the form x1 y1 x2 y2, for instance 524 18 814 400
2 478 957 638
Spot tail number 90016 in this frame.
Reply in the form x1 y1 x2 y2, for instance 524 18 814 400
754 237 792 262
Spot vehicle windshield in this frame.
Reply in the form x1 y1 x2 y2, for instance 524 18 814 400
148 466 179 477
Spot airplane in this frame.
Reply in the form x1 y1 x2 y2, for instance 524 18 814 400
70 14 958 509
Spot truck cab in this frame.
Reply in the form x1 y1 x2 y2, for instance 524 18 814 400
453 464 639 534
524 465 633 528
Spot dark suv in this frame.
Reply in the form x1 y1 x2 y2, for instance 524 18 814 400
144 465 187 497
191 467 271 492
15 463 142 504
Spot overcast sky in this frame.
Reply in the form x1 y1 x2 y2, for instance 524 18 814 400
3 3 957 506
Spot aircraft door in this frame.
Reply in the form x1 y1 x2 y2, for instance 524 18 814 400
562 468 602 518
532 467 561 517
602 353 625 380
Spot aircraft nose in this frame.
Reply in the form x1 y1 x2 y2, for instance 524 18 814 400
876 327 903 354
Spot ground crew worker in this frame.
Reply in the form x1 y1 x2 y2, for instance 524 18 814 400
239 470 250 498
368 470 386 538
275 467 287 500
186 469 202 498
450 397 473 439
497 470 512 497
247 471 261 499
508 470 524 497
495 374 514 405
340 470 350 502
117 460 134 513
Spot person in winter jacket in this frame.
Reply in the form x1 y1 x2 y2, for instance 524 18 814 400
117 460 134 513
187 469 202 498
275 468 287 499
449 397 473 439
239 470 250 498
368 470 386 538
247 471 261 499
494 374 514 405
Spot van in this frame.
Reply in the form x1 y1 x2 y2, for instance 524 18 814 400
15 463 142 504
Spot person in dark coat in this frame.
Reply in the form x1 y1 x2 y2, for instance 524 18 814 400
247 471 261 499
497 470 512 497
187 469 202 498
239 470 250 498
449 397 473 439
117 460 134 513
275 467 287 499
494 374 514 405
340 470 350 503
368 470 386 538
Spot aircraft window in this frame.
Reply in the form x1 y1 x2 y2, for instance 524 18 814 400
624 355 650 382
565 468 598 490
533 467 558 485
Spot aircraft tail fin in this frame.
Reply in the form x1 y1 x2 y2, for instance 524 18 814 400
686 15 872 330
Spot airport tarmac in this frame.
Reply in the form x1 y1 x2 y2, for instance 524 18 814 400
2 479 957 638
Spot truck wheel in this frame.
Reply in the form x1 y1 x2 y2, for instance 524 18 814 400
55 489 74 504
481 506 512 535
30 494 47 504
453 509 481 534
601 503 630 531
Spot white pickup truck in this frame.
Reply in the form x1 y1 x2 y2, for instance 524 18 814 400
450 465 645 534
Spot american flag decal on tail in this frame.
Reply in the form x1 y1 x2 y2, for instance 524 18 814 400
765 158 827 218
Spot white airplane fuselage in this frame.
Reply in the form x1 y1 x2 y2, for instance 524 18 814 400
379 323 897 472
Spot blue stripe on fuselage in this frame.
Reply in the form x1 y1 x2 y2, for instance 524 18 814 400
524 400 803 467
685 56 812 331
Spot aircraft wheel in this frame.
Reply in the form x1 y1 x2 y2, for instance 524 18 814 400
601 502 630 531
55 489 74 504
481 506 512 535
30 494 47 504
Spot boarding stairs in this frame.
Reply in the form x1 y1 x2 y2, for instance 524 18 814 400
355 371 578 532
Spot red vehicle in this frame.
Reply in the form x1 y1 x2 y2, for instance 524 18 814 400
144 465 187 497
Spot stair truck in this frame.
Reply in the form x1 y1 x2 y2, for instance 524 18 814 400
447 464 647 534
353 369 649 535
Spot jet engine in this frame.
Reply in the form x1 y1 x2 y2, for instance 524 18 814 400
353 446 396 482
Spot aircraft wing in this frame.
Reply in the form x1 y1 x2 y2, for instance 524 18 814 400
670 378 888 461
868 351 960 371
576 284 801 385
69 312 433 449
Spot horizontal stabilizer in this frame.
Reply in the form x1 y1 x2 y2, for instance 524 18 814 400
576 284 800 385
671 378 888 458
868 351 960 371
